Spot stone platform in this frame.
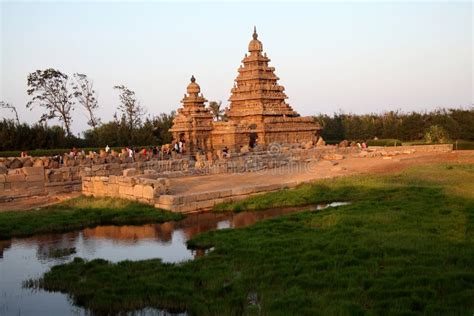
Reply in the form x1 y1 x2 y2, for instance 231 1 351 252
2 144 460 213
154 146 459 213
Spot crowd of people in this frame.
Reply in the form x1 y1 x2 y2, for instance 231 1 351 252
55 140 189 164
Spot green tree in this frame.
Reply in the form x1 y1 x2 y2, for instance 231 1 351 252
208 101 225 121
424 125 449 143
113 85 146 144
27 69 75 136
71 73 100 129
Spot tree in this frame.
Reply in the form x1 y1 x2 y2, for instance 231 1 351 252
208 101 225 121
151 111 175 144
424 125 449 143
113 85 146 143
71 73 100 129
0 101 20 124
26 68 74 136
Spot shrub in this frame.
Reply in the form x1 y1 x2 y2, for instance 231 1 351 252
424 125 450 143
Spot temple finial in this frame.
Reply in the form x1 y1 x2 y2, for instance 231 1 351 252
253 26 258 40
190 75 196 83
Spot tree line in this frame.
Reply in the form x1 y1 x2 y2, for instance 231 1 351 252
315 108 474 142
1 68 473 151
1 68 227 151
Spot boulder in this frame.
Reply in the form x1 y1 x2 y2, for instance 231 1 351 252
240 145 250 154
0 164 7 175
316 137 325 147
9 158 23 169
33 159 44 167
304 141 314 150
123 168 137 177
195 160 207 169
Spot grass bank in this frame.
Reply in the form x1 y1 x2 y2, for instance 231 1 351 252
0 196 183 240
32 164 474 315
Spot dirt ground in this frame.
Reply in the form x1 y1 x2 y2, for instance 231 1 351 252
2 150 473 212
169 151 474 195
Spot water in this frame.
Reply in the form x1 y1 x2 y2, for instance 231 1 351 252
0 202 349 315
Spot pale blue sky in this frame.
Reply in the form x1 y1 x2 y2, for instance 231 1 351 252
1 1 472 135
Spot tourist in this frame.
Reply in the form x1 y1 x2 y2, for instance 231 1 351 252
105 145 110 153
361 142 367 149
69 147 77 158
127 147 134 162
223 146 229 158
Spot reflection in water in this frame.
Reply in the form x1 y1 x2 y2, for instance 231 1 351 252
0 202 349 315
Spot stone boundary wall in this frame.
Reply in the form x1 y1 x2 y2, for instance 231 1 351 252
0 159 188 202
0 144 453 203
82 169 170 205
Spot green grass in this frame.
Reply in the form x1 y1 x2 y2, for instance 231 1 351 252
31 164 474 315
367 139 402 147
402 139 474 150
0 196 183 240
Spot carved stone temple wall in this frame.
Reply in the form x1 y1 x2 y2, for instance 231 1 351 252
170 28 322 154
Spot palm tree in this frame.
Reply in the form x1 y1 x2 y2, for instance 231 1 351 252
208 101 225 121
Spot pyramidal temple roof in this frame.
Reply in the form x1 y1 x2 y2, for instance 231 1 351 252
227 27 299 119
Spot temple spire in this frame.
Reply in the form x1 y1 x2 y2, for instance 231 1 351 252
253 26 258 40
190 75 196 83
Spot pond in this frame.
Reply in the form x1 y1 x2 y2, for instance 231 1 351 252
0 202 349 316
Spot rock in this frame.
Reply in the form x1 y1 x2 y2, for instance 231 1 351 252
216 150 224 160
358 151 368 158
9 158 23 169
195 160 206 169
66 158 75 167
0 164 7 175
304 141 313 150
33 159 44 167
316 137 325 147
240 145 250 153
123 168 137 177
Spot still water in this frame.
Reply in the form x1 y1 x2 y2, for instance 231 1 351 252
0 202 348 316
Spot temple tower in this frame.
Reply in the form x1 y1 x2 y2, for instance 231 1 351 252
227 27 298 121
170 28 322 154
169 76 213 154
221 27 321 149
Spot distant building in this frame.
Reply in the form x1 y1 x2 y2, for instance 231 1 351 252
170 27 321 154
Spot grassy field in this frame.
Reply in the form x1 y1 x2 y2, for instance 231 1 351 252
0 196 183 240
30 164 474 315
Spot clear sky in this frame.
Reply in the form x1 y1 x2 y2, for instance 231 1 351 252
1 1 472 135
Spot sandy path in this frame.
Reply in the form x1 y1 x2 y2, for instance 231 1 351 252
169 151 474 195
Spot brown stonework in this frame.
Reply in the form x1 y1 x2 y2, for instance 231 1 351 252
170 27 322 154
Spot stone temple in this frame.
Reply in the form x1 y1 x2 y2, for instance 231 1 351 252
170 27 321 154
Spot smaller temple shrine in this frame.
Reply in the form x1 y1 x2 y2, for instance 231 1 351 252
169 76 214 154
170 27 322 154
